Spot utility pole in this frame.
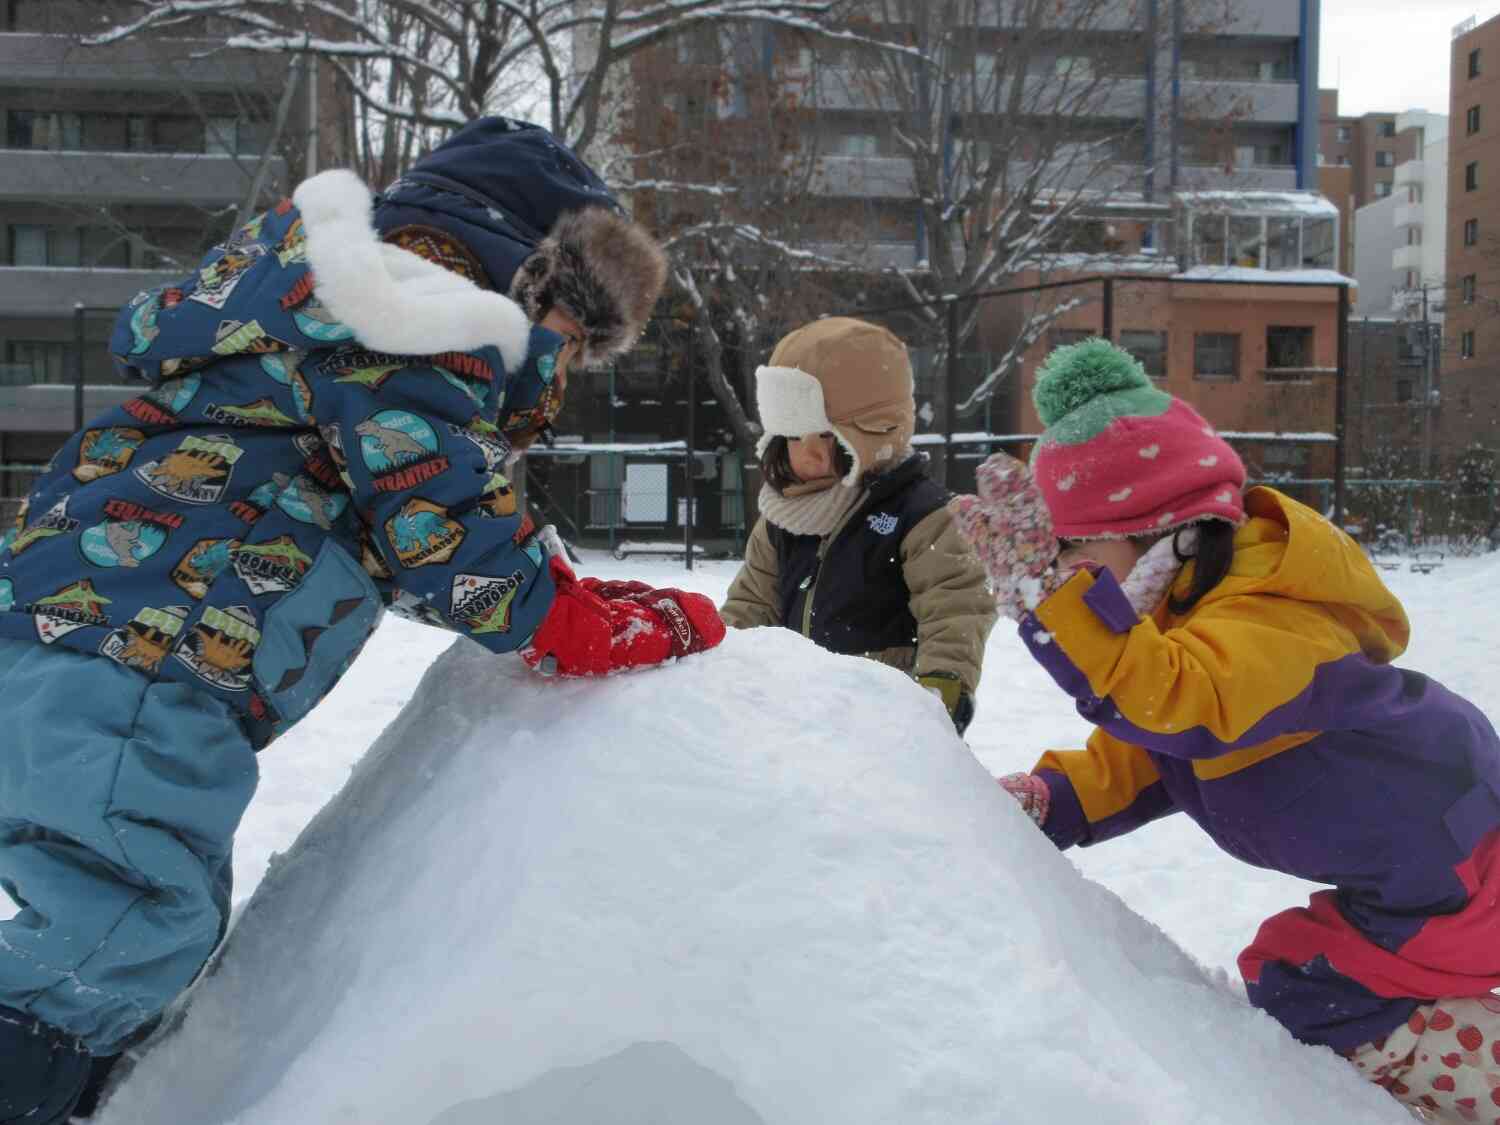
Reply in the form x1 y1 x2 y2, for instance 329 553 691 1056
1419 285 1435 478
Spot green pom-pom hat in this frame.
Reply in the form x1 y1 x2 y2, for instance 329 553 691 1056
1029 337 1247 540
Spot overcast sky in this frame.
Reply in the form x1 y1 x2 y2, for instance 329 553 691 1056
1320 0 1500 117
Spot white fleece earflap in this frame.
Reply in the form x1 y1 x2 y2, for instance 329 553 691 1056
753 364 864 485
293 169 532 373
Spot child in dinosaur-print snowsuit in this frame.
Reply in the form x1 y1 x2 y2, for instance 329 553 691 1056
0 118 723 1124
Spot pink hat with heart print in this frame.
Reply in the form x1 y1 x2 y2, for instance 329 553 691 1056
1028 338 1246 540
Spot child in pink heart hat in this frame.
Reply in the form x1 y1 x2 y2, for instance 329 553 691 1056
951 338 1500 1124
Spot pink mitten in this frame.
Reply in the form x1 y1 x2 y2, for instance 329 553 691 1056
949 452 1067 621
996 772 1050 826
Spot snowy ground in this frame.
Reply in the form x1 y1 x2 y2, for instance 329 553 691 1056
15 543 1496 1123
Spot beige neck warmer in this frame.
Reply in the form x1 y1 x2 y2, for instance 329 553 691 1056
758 479 866 538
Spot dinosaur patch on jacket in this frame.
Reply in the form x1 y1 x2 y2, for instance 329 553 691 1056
100 604 189 674
171 537 241 600
79 500 182 569
135 434 243 505
74 427 146 483
174 604 260 691
232 536 313 595
385 498 466 569
450 571 524 635
8 498 80 556
29 579 112 643
356 410 450 493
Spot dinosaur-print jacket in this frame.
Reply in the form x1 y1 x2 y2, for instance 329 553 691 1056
0 170 563 748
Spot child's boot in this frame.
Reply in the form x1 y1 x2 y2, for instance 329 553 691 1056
0 1005 91 1125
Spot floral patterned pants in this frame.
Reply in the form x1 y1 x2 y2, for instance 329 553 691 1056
1348 997 1500 1122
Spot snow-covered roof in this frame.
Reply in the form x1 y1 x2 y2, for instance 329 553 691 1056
1173 265 1355 286
1176 191 1340 217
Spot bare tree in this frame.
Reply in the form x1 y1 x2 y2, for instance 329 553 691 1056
86 1 838 177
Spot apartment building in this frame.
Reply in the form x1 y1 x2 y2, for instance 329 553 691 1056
0 0 342 511
1352 111 1449 319
1443 10 1500 470
1319 90 1406 206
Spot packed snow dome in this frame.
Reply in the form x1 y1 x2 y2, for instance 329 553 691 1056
95 627 1406 1124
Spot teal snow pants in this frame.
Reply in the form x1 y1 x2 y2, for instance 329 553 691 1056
0 636 257 1054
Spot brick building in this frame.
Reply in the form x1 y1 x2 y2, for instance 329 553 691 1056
1443 11 1500 479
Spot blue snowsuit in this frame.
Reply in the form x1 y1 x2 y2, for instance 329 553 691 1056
0 120 610 1058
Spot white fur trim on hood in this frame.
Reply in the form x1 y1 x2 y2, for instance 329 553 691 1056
754 364 862 486
293 169 532 373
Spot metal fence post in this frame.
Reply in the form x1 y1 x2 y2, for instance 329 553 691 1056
1101 277 1114 341
944 298 959 487
73 303 86 432
1333 283 1350 528
684 368 696 571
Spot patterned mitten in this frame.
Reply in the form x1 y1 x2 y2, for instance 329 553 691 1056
949 452 1066 621
997 772 1051 826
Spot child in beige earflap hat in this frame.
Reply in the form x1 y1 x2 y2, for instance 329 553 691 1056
720 317 997 733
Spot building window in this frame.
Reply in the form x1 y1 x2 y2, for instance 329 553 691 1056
1120 330 1167 379
1466 218 1480 246
1377 120 1396 137
8 224 83 267
1396 378 1413 403
1467 162 1480 192
4 341 71 385
7 111 82 150
1051 328 1093 350
1265 326 1314 375
1192 214 1227 266
1405 270 1418 289
1194 332 1239 379
1460 330 1476 359
829 131 879 157
1337 154 1351 165
1301 218 1335 269
1375 151 1394 167
1406 227 1423 246
1464 274 1478 304
1470 48 1483 79
1469 105 1483 135
1336 125 1352 142
1375 181 1393 197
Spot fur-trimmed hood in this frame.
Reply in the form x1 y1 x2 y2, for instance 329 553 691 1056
372 116 666 367
295 169 532 372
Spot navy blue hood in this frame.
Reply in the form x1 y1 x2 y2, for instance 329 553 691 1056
372 117 620 295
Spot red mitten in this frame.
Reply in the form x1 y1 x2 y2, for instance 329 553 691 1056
522 562 726 677
521 557 613 676
589 580 726 670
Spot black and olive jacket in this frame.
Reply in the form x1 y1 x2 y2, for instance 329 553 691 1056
721 456 996 697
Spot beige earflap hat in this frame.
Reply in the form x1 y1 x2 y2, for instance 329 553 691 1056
755 317 917 485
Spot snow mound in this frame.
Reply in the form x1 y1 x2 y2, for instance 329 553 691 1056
96 629 1405 1124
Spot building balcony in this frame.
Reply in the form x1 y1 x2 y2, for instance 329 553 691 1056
1393 244 1424 271
1176 164 1299 191
807 240 919 270
0 147 283 207
974 0 1298 34
812 155 914 199
1393 203 1423 229
0 266 177 319
0 32 286 92
1182 79 1300 125
1393 160 1426 188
